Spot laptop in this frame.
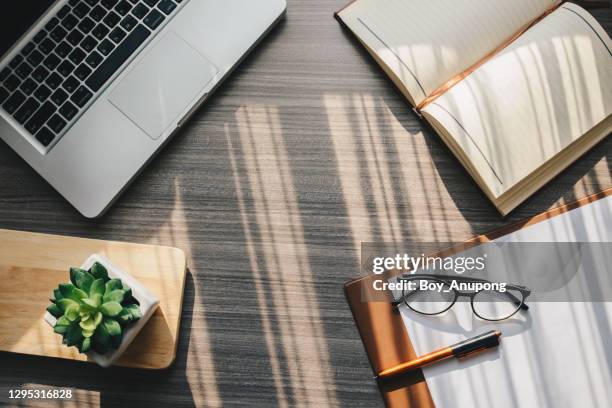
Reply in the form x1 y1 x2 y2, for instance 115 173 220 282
0 0 286 218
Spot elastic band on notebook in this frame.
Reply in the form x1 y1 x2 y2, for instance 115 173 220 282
416 2 562 112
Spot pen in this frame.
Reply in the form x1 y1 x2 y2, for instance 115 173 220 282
377 330 502 379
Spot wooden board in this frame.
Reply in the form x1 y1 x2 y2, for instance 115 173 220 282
0 229 186 370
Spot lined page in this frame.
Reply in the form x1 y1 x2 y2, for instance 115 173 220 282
338 0 558 105
402 196 612 408
423 3 612 198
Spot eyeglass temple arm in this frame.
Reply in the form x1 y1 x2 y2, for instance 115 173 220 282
505 291 529 311
391 287 419 307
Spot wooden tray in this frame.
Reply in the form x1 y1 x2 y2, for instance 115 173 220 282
0 229 186 369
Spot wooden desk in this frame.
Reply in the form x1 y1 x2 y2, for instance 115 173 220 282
0 1 610 406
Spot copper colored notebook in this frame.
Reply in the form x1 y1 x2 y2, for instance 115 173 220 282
344 188 611 407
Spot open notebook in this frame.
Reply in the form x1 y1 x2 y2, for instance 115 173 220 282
336 1 612 215
400 195 612 408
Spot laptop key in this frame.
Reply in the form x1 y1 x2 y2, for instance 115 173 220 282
20 78 38 95
43 54 62 71
33 30 47 44
3 91 26 114
115 1 133 15
157 0 176 15
27 50 44 67
45 17 60 31
91 5 108 21
9 55 23 69
14 98 41 124
34 84 52 103
104 12 121 27
57 5 71 19
15 62 33 80
97 39 115 56
71 86 93 107
36 127 56 147
93 24 111 40
120 15 138 31
25 101 55 134
143 9 164 30
69 48 87 65
59 101 78 120
46 72 63 89
86 24 150 92
38 38 56 54
56 41 73 59
86 52 104 69
47 114 68 134
73 2 92 18
0 67 10 82
51 89 69 106
81 36 99 52
62 14 79 31
21 42 36 57
78 17 96 34
4 75 22 92
58 60 76 77
50 26 68 42
67 30 85 46
143 0 159 7
110 27 127 43
62 76 80 93
32 66 51 83
75 64 93 80
132 3 149 19
0 88 9 105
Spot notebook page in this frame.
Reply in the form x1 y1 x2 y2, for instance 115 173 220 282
338 0 558 105
423 3 612 198
401 196 612 408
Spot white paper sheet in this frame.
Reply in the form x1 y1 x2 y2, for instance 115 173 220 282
401 196 612 408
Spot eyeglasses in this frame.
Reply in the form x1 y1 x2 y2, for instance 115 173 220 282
392 274 532 321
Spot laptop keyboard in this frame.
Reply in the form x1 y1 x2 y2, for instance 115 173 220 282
0 0 183 149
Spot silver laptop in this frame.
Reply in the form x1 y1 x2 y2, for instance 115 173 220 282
0 0 286 217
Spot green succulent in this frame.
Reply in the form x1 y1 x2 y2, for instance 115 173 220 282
47 262 142 355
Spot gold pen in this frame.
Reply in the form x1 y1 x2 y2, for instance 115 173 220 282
377 330 502 379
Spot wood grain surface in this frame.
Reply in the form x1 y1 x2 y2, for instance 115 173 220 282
0 1 610 407
0 229 186 370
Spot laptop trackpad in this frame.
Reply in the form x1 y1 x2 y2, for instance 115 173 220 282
109 32 219 140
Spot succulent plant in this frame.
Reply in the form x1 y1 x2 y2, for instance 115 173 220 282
47 262 142 355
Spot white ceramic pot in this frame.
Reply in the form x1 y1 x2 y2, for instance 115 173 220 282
45 254 160 368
